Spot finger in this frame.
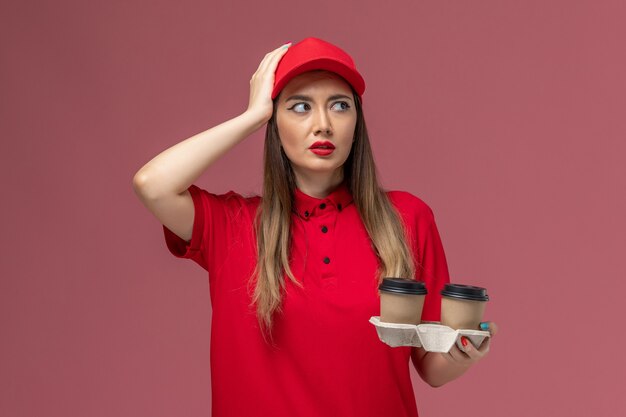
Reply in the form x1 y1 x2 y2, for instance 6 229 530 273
461 336 485 361
448 343 469 363
263 43 291 75
253 50 275 74
479 321 499 337
252 43 288 77
258 43 291 74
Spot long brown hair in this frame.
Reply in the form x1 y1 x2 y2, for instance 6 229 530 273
248 72 417 344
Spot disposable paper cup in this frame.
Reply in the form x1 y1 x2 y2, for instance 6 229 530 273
440 283 489 329
378 278 427 325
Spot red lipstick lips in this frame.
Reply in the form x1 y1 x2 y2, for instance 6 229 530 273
309 141 335 149
309 141 335 156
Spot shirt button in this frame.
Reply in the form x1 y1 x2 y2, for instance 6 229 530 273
323 257 330 264
304 210 309 217
337 204 342 211
319 203 326 209
321 226 328 233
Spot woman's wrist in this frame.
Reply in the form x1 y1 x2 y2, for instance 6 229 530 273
241 108 271 132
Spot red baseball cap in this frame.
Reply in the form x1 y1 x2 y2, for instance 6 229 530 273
271 37 366 100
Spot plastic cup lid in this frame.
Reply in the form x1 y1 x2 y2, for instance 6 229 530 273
378 278 428 295
440 283 489 301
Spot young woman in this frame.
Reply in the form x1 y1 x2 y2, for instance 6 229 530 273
133 37 498 417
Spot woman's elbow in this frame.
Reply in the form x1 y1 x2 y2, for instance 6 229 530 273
425 378 447 388
416 369 447 388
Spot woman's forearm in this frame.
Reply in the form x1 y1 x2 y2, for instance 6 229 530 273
413 350 471 387
133 109 267 198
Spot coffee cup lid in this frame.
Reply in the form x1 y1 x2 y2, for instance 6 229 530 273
378 278 428 295
440 283 489 301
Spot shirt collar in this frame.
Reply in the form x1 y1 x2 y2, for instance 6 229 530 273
293 181 354 220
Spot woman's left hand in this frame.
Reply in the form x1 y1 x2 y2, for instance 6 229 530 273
441 321 499 368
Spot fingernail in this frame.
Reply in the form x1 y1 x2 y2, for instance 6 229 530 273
480 322 489 331
461 336 468 347
282 42 292 48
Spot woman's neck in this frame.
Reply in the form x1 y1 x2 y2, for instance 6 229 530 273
294 170 344 198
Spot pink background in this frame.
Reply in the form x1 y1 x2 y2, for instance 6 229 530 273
2 1 624 416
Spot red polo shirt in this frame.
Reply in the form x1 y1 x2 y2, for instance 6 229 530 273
162 181 450 417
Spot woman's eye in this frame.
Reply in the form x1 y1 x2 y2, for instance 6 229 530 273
332 101 351 111
291 103 309 113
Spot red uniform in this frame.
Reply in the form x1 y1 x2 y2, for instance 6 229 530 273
163 181 450 417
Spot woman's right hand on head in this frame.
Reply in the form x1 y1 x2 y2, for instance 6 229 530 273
245 42 291 124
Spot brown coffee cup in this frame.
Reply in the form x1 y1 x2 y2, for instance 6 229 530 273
440 283 489 329
378 278 428 325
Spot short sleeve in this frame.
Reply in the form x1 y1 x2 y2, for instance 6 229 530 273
162 184 250 272
417 211 451 322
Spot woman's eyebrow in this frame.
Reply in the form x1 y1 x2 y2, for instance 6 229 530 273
285 94 352 103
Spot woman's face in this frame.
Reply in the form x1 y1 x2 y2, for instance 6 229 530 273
275 71 357 184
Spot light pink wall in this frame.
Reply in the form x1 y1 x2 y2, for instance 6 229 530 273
2 1 624 416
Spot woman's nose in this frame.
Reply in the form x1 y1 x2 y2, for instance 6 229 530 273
313 108 333 136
